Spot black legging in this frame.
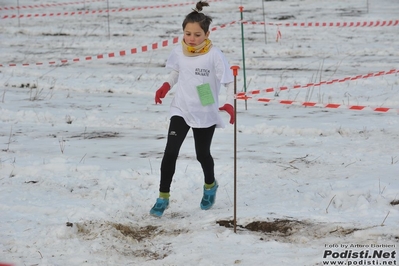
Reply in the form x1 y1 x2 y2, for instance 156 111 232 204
159 116 216 193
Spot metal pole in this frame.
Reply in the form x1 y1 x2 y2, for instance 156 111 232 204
239 6 247 110
230 65 240 234
262 0 267 44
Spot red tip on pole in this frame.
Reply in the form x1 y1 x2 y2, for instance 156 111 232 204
231 65 240 76
239 6 244 12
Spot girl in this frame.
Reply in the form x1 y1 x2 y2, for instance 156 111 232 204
150 0 235 217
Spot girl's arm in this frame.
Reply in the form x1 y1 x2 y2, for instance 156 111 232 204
224 82 234 106
165 69 179 88
155 70 179 104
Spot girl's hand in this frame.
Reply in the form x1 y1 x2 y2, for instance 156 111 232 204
219 104 235 124
155 82 171 104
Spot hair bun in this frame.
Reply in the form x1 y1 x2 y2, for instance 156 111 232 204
194 1 209 12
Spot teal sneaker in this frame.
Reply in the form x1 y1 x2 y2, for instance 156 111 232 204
200 180 219 210
150 198 169 217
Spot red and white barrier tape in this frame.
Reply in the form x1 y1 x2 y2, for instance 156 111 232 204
1 0 223 20
240 20 399 40
0 0 105 11
1 16 393 68
210 21 237 31
237 69 399 97
0 19 236 68
236 69 399 114
237 96 399 114
241 20 399 27
0 37 180 67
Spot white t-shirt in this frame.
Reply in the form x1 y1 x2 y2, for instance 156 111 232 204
166 45 234 128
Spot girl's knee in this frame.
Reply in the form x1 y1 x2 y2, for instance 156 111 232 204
196 153 213 164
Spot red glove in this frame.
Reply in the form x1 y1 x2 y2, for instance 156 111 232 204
155 82 171 104
219 104 235 124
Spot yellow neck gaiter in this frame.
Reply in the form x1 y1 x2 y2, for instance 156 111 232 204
182 39 213 57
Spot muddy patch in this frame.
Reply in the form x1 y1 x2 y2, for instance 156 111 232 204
111 224 160 242
244 219 306 236
273 15 295 20
66 217 398 262
70 220 187 260
390 199 399 206
217 218 375 242
74 220 186 241
70 131 120 139
337 8 366 17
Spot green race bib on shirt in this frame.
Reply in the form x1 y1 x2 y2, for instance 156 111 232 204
196 83 215 106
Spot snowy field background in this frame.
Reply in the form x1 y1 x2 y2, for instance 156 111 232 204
1 0 398 265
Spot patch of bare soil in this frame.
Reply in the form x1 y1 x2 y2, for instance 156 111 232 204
337 8 366 17
217 218 369 242
244 219 306 236
390 199 399 206
70 131 120 139
71 220 187 260
217 219 306 236
112 223 160 242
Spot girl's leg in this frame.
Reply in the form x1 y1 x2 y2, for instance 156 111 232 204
192 125 216 185
159 116 190 193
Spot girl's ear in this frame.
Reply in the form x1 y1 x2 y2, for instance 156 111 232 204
206 31 210 38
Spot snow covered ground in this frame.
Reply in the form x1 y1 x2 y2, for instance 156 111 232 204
0 0 398 265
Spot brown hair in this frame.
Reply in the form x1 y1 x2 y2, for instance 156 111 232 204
182 1 213 33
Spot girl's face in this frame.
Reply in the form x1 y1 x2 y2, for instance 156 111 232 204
183 22 210 47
